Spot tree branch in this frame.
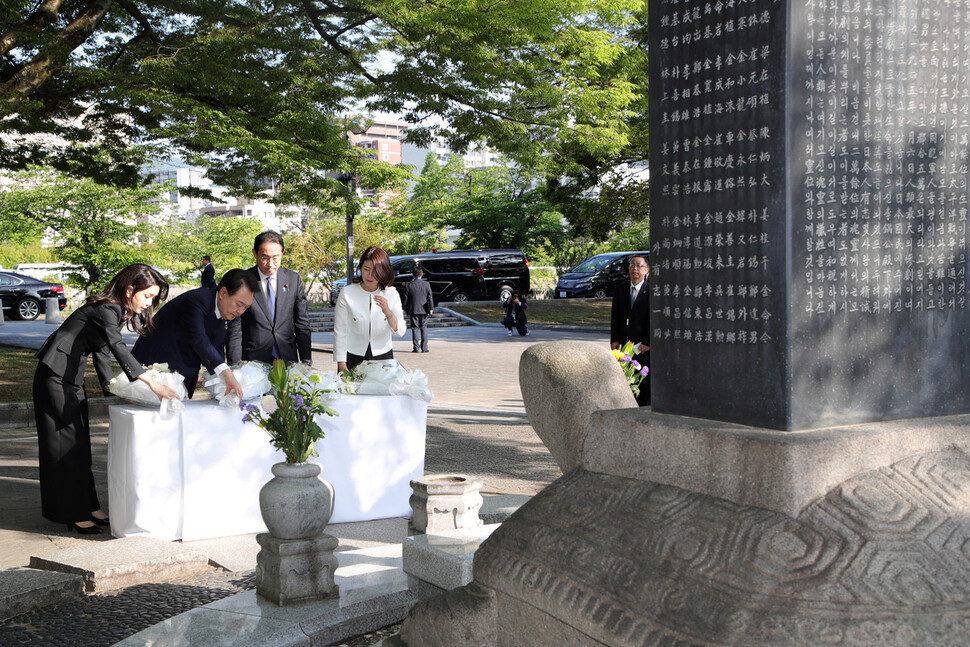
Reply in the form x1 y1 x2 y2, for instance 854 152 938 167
0 0 67 56
299 0 379 83
0 0 114 103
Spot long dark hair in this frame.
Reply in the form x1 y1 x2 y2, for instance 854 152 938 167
353 246 394 289
87 264 169 336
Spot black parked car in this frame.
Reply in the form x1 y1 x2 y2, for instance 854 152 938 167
330 249 531 306
0 271 68 320
554 251 650 299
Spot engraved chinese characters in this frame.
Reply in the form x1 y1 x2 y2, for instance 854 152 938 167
650 0 789 428
650 0 970 429
794 0 970 317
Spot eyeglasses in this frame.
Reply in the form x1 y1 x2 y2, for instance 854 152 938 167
630 264 648 269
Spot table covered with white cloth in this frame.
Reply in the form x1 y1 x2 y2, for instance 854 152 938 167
107 396 427 541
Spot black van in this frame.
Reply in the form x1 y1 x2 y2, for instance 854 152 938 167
554 251 649 299
330 249 530 305
394 249 530 304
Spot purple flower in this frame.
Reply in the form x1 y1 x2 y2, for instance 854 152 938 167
246 404 258 413
622 353 631 362
640 366 649 376
631 360 641 370
291 394 305 408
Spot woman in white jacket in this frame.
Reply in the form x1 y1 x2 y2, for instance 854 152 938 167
334 246 407 372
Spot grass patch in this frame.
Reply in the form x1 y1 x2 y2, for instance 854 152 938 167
0 344 117 403
447 298 613 327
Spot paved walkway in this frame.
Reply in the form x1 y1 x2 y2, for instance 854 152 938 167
0 317 609 645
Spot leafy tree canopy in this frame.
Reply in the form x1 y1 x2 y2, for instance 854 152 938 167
147 214 266 283
1 0 644 219
0 168 158 290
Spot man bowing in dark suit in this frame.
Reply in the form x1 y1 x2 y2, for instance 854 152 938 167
226 231 313 366
404 265 434 353
133 269 257 397
610 255 651 405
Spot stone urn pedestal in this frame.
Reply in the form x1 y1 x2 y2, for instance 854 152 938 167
255 461 339 605
409 474 484 534
255 532 339 606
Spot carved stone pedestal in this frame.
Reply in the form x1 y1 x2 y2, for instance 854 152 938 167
255 532 339 606
409 474 483 534
395 343 970 646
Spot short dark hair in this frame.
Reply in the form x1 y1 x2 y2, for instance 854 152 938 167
254 231 285 252
354 246 394 289
202 255 211 262
219 268 259 295
414 265 424 277
87 263 169 336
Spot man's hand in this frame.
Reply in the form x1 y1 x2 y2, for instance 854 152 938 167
638 343 650 353
610 342 621 350
223 369 245 399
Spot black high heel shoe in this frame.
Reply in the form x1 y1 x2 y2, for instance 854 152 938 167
66 522 104 535
89 515 110 527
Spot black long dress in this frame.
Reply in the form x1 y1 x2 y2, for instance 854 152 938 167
33 302 144 524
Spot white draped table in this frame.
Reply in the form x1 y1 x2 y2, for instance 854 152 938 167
107 396 427 541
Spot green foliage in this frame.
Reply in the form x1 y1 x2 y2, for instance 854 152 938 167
1 0 644 234
286 213 390 297
385 156 569 260
0 169 159 291
378 153 453 254
0 239 54 269
147 216 266 282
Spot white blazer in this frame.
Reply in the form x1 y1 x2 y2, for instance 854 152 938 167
333 283 406 362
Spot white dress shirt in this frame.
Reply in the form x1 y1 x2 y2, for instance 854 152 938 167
333 283 406 362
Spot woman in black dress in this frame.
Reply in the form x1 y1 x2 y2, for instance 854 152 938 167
34 263 179 534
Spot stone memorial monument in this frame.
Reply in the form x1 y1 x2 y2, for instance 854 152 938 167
391 0 970 644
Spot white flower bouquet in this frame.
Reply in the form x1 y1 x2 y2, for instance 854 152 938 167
202 360 273 408
348 360 434 402
109 363 188 417
287 363 343 400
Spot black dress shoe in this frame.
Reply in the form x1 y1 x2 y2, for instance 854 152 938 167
90 515 110 527
66 522 104 535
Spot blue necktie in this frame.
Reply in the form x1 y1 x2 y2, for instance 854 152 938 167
266 277 276 322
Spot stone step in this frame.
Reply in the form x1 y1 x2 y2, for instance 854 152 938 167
403 524 499 595
0 567 84 620
28 536 209 593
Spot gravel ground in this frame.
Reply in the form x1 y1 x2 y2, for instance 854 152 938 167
0 567 256 646
0 566 401 646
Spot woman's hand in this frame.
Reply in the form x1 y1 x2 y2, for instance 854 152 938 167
373 294 391 316
141 376 179 401
337 361 348 374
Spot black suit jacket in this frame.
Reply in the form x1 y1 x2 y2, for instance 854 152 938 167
404 278 434 315
225 267 311 364
132 287 227 396
611 279 650 348
201 263 216 288
36 302 145 393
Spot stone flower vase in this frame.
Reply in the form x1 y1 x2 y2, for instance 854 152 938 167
258 461 335 540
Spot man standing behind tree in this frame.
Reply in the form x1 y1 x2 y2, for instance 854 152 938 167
226 231 313 366
200 255 216 288
610 255 651 406
404 265 434 353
